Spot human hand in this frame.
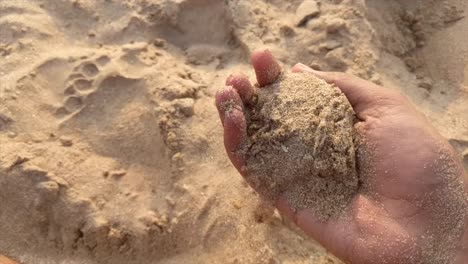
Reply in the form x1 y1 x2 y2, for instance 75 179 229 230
215 50 468 264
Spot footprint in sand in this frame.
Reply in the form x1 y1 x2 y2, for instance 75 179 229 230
55 57 106 118
56 59 168 168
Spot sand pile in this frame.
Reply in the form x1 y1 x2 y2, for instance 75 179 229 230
244 73 358 219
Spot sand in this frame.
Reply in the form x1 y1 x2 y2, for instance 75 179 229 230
244 73 358 219
0 0 467 264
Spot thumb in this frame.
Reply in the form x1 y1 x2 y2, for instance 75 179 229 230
276 194 395 264
276 194 357 263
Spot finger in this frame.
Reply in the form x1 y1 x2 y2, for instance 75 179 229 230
224 106 247 172
251 49 282 87
215 87 247 172
292 63 405 119
226 73 255 104
215 86 243 125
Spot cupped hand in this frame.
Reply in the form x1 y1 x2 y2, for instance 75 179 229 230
215 50 468 264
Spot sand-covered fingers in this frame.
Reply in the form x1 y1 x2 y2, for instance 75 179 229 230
226 73 255 105
215 87 248 172
215 87 244 124
216 48 283 173
251 49 282 87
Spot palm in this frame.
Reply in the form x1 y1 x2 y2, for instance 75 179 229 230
215 50 467 264
300 102 467 264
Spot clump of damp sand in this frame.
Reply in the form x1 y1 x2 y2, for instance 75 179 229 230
244 73 359 219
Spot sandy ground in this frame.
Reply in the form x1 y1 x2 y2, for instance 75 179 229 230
0 0 466 263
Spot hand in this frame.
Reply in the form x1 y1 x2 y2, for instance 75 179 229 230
215 50 468 264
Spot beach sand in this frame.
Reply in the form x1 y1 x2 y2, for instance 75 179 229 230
0 0 466 263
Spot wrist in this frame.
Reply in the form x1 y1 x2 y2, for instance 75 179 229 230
455 249 467 264
454 226 468 264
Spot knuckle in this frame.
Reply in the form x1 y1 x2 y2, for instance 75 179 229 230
332 72 352 83
381 90 407 105
385 89 402 99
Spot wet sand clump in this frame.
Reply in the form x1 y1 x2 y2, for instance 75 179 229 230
244 73 359 219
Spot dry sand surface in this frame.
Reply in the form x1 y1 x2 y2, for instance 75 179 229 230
0 0 467 263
